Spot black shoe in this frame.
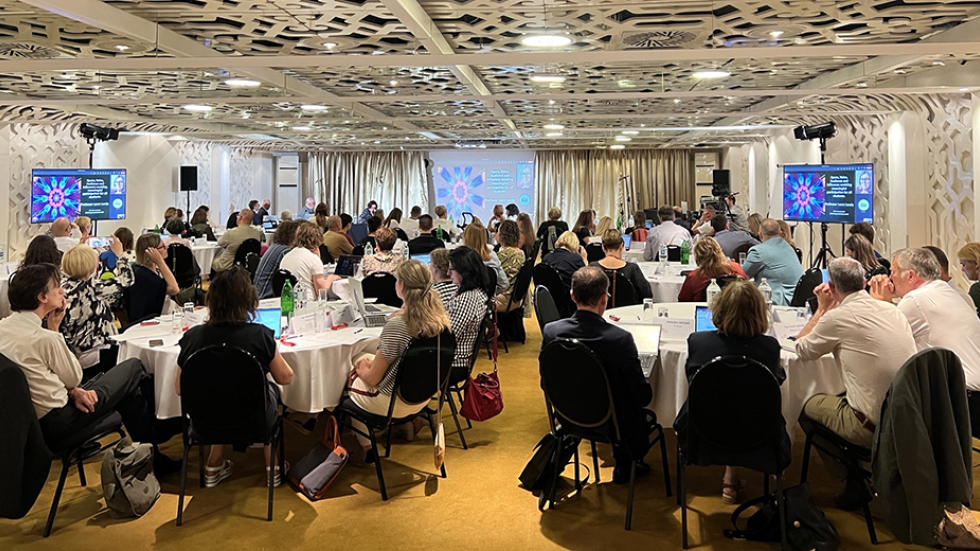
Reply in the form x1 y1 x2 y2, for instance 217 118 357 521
153 452 183 477
834 479 872 511
613 461 651 485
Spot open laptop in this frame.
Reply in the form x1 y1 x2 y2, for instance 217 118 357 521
622 233 631 250
411 253 431 266
254 307 282 338
623 324 662 379
695 306 717 332
348 278 388 327
333 254 362 277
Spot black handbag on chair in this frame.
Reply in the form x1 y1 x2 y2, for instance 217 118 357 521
724 483 839 551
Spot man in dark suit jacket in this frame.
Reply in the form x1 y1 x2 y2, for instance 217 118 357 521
408 214 446 256
541 266 654 483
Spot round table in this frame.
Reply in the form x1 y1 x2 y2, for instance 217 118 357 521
190 242 219 277
114 309 382 419
605 303 845 430
636 261 694 303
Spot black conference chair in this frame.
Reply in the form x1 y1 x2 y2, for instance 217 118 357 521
533 286 560 332
351 245 365 257
585 243 605 263
666 245 682 262
485 265 498 299
319 244 334 265
539 338 671 530
533 262 572 318
529 238 543 263
790 268 824 308
234 238 261 267
394 228 409 243
242 252 260 279
496 257 535 346
603 269 638 308
166 243 202 297
335 331 455 500
271 268 298 298
731 242 754 262
176 344 284 526
678 356 790 549
362 271 403 307
349 223 368 245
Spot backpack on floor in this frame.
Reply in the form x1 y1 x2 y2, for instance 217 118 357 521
288 416 349 501
724 483 839 551
101 437 160 518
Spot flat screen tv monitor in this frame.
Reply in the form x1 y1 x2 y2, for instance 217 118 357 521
782 163 873 224
31 168 126 223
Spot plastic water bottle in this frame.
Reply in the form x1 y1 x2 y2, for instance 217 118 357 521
413 228 420 239
364 241 374 256
171 310 182 335
281 278 294 320
759 277 773 307
0 244 5 265
680 241 690 265
706 278 721 305
659 243 669 266
403 245 410 261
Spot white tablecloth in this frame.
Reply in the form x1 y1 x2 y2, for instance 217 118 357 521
191 243 219 277
636 261 694 303
0 262 16 320
115 312 383 419
606 304 845 429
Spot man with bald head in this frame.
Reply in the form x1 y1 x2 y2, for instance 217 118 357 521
740 218 803 305
322 214 353 258
212 208 262 273
51 217 79 254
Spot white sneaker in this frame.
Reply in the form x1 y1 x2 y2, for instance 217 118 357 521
266 461 290 487
204 460 234 488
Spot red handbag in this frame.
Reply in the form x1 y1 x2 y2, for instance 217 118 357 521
460 308 504 422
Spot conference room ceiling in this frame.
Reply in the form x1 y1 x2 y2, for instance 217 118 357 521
1 0 980 149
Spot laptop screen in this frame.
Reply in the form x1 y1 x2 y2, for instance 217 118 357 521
254 308 282 338
622 234 631 250
334 255 361 277
646 220 654 229
412 253 431 266
695 306 717 332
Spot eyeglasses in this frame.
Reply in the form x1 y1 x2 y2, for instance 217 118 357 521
156 245 167 250
447 265 456 273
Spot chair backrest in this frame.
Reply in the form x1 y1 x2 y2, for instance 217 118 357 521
688 356 783 452
533 286 561 332
485 265 498 297
394 227 409 242
351 245 365 257
508 257 536 305
394 330 456 406
790 268 824 307
166 243 197 289
586 243 605 263
533 262 571 317
319 243 334 264
529 239 543 263
539 338 618 437
361 271 403 307
349 223 368 245
271 268 297 298
602 268 638 308
666 245 682 261
730 242 753 261
234 238 261 265
466 312 494 372
243 252 260 279
0 353 53 519
179 344 272 444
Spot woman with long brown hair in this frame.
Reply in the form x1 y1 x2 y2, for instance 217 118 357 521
572 210 595 245
678 237 747 302
516 212 535 259
844 234 881 275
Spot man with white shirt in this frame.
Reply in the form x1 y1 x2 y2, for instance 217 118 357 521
795 257 916 507
869 247 980 390
923 245 974 308
51 217 78 254
642 206 693 261
399 205 422 237
433 205 460 239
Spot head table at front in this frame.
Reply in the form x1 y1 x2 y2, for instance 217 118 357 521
114 300 382 419
604 303 845 435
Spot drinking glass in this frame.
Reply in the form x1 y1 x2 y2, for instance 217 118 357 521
318 288 329 302
642 298 655 322
171 311 183 335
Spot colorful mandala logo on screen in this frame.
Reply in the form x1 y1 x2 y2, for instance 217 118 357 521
436 166 486 219
32 176 80 222
783 172 825 220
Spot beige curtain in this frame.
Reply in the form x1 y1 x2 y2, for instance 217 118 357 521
534 149 694 225
307 151 428 216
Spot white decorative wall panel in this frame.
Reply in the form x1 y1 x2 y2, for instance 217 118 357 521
229 148 256 213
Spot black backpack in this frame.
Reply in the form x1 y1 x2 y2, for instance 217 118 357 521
725 483 839 551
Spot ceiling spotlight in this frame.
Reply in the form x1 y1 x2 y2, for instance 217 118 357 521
545 132 563 137
769 30 784 37
621 130 639 135
673 98 681 104
92 85 100 90
389 79 398 86
300 105 328 111
225 78 261 88
530 74 566 84
856 82 868 88
322 41 338 49
933 60 946 66
548 99 556 105
115 44 130 52
640 123 646 127
617 79 636 88
543 123 565 130
893 68 908 74
610 144 626 150
615 135 632 142
292 126 312 131
961 87 971 92
692 70 731 79
183 104 212 112
520 34 572 48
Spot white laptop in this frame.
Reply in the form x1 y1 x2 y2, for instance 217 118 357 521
621 324 662 379
348 278 388 327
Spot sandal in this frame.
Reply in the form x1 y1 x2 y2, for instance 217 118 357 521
266 461 290 488
204 460 234 488
722 479 747 505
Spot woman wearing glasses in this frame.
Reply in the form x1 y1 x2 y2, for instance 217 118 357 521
129 233 180 321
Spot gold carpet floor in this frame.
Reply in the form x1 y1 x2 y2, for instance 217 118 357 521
0 313 949 550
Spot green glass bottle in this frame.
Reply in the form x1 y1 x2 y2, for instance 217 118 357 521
680 240 690 265
281 278 294 321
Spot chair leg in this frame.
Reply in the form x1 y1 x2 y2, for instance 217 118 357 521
573 444 581 491
657 428 672 497
176 444 190 526
625 460 637 531
764 473 770 496
776 473 788 550
384 423 393 459
454 388 472 429
43 459 71 537
680 457 688 549
676 445 682 506
267 431 277 522
591 441 600 483
198 445 205 489
861 488 878 544
446 394 468 450
76 455 87 487
369 430 388 501
800 433 813 483
278 420 286 472
548 435 565 508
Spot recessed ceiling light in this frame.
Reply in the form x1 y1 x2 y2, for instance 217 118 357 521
300 105 328 111
374 140 381 144
115 44 130 52
615 136 632 142
932 60 946 66
59 73 73 79
617 79 636 88
225 78 261 88
92 85 100 90
543 123 564 130
183 104 212 112
292 126 311 131
673 98 681 104
545 132 563 137
389 79 398 86
621 130 639 135
640 123 646 127
961 87 970 92
893 68 908 74
548 99 556 105
520 34 572 48
530 74 566 83
769 30 784 37
856 82 868 88
610 144 626 150
322 41 338 49
692 70 731 79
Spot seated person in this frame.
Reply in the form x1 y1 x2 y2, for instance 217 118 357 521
361 227 404 276
674 280 787 504
280 222 340 298
678 237 747 302
322 215 354 259
740 219 804 306
464 222 508 295
630 211 648 243
429 248 458 305
339 213 356 247
494 220 526 312
21 234 63 268
408 214 446 256
542 231 587 291
113 227 136 265
51 217 79 254
536 207 569 255
957 242 980 314
359 216 382 249
253 220 300 299
844 234 885 278
177 267 294 486
59 241 134 376
709 213 759 259
541 266 654 484
0 263 174 469
433 205 461 240
212 208 262 274
347 260 452 462
130 234 180 322
923 244 974 307
572 210 595 246
447 248 490 385
796 257 916 508
189 208 217 241
643 206 693 261
869 248 980 391
590 229 652 301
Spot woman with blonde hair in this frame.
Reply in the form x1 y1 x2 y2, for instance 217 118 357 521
162 206 178 229
74 216 92 244
595 215 614 236
361 227 404 276
776 219 798 249
748 213 764 238
541 230 587 289
464 222 507 294
958 242 980 313
674 279 788 504
678 237 747 302
347 260 452 461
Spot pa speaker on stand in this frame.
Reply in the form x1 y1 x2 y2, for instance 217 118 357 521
180 166 198 215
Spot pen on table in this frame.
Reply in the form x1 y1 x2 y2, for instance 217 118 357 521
354 328 363 334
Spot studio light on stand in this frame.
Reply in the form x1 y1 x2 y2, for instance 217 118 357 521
793 121 838 269
79 123 125 235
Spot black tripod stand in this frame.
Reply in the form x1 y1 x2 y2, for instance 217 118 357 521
810 221 835 270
